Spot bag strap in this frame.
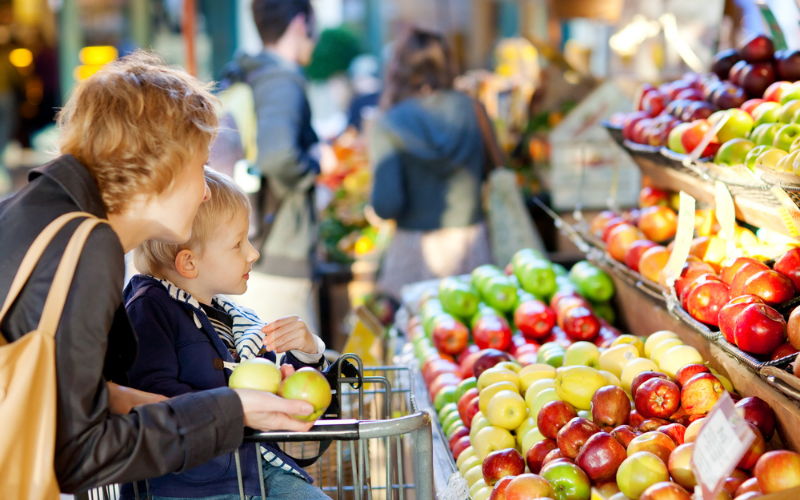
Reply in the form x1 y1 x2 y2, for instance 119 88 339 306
472 98 506 175
0 213 103 343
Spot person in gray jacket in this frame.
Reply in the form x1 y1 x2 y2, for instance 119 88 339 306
370 28 493 297
227 0 323 331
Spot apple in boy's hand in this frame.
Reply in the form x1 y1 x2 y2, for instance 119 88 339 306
229 358 281 393
279 367 332 421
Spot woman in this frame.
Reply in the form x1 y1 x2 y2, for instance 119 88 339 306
370 28 493 298
0 52 315 493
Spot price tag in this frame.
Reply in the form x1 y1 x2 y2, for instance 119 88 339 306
662 191 696 290
715 181 741 262
685 114 729 165
692 392 756 500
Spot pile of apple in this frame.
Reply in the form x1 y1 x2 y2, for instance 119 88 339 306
612 34 800 176
433 322 800 500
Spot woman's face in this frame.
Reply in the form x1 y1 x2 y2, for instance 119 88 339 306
145 151 211 245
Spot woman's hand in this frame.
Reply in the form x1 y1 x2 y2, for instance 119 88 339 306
262 316 318 354
107 382 168 414
233 388 315 432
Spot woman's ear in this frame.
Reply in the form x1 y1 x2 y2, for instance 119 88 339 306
174 249 199 279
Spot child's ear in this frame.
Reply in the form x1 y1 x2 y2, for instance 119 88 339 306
174 249 198 279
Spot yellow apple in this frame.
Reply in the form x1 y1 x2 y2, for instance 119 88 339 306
229 358 281 392
518 364 557 393
529 387 561 419
554 365 608 410
473 426 515 460
515 416 537 448
616 451 669 499
477 367 519 392
563 341 601 368
479 381 518 414
578 409 593 421
459 454 481 476
497 361 522 373
525 378 556 408
650 338 684 366
659 345 703 379
464 463 484 487
470 479 487 498
709 368 734 392
521 426 546 455
599 344 640 378
620 358 661 394
456 446 476 469
612 334 646 357
470 413 490 442
600 370 622 388
487 390 528 430
644 331 680 358
472 486 492 500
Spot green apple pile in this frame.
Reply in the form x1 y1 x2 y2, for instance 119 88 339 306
435 322 799 500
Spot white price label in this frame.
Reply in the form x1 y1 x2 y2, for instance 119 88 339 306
662 191 696 290
715 181 740 262
692 392 755 500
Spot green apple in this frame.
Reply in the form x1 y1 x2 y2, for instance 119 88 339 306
486 389 527 430
438 278 479 319
454 377 477 402
472 487 492 500
552 263 568 277
521 426 547 455
229 358 281 393
668 122 692 153
776 150 800 172
714 138 756 166
563 341 601 368
780 83 800 105
444 418 464 438
464 463 484 488
469 413 490 442
616 451 670 499
433 385 457 412
577 409 593 421
514 258 557 299
471 264 503 290
754 102 782 126
458 454 481 476
540 461 592 500
745 145 770 171
472 425 515 460
469 479 487 499
753 123 782 146
774 124 800 151
441 410 461 432
755 148 789 171
456 446 476 470
529 387 561 419
278 367 333 421
438 402 458 422
709 109 754 143
780 100 800 123
481 275 519 313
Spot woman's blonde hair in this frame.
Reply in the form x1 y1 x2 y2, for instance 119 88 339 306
57 50 219 214
133 168 251 278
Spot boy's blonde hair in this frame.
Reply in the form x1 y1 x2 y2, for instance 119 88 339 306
56 50 218 214
134 168 251 278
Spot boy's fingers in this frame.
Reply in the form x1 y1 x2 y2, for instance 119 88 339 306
262 316 301 332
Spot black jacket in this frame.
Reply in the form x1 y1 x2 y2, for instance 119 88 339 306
0 155 244 493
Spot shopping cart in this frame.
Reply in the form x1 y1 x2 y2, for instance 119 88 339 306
76 354 434 500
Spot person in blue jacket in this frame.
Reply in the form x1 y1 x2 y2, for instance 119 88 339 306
122 168 329 499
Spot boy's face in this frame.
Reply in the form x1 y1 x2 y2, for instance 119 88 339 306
195 210 260 298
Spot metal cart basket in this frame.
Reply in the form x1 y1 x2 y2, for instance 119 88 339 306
76 354 434 500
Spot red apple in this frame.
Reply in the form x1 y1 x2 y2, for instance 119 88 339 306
504 473 554 500
742 98 766 116
686 279 730 327
739 34 775 63
629 410 646 429
611 425 642 449
451 434 471 459
593 326 619 349
738 423 766 470
607 224 645 263
721 258 763 286
723 476 747 496
776 50 800 82
556 417 601 459
733 303 787 355
432 316 470 355
592 386 631 429
736 477 761 497
601 217 629 243
755 450 800 494
642 92 666 117
772 342 799 361
681 274 721 310
681 373 725 415
560 307 600 342
490 476 514 500
482 448 525 485
462 396 480 429
638 206 678 243
623 111 653 141
774 248 800 292
624 240 660 272
675 261 717 298
681 119 720 158
639 187 670 208
640 482 691 500
538 400 579 440
542 448 568 466
428 372 462 398
711 49 741 80
741 62 776 99
789 308 800 351
473 349 513 379
669 406 705 427
735 396 775 442
657 423 686 446
674 364 711 389
457 344 481 365
730 262 770 298
631 372 671 400
526 438 559 474
634 85 658 111
639 418 671 432
473 315 513 351
515 300 556 340
742 270 795 307
458 388 479 421
719 295 764 343
460 349 484 378
591 211 619 237
575 431 628 482
627 431 677 465
764 81 792 102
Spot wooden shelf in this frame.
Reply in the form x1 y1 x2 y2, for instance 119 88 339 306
632 155 795 238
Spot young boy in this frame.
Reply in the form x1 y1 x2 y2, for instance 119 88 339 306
122 168 329 499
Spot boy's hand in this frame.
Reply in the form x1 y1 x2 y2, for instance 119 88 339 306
262 316 318 355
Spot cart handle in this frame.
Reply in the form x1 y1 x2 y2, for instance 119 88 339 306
242 412 431 443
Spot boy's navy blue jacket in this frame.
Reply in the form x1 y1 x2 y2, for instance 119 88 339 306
120 275 321 498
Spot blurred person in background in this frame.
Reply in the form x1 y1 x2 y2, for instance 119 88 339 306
369 27 492 299
224 0 325 332
0 34 16 194
346 54 382 133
